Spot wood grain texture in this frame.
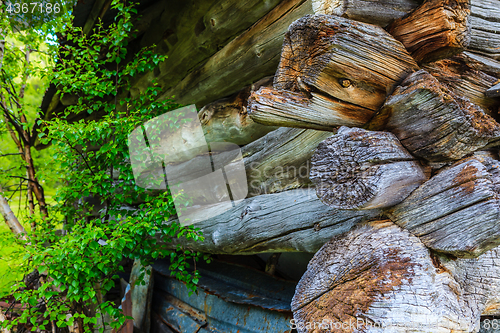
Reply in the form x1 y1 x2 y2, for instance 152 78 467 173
198 77 278 146
273 14 419 113
388 0 471 63
158 189 381 255
424 54 500 115
161 0 314 107
312 0 420 27
291 220 478 333
310 127 426 210
487 82 500 98
242 127 332 197
469 0 500 60
389 156 500 258
463 51 500 78
368 70 500 162
248 86 373 131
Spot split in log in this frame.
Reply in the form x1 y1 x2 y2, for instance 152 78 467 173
388 156 500 258
242 127 332 197
469 0 500 60
423 54 500 116
387 0 471 63
368 70 500 162
198 77 278 146
462 51 500 78
272 14 419 114
310 127 426 210
292 220 499 333
161 0 315 107
486 82 500 99
158 188 382 255
312 0 420 27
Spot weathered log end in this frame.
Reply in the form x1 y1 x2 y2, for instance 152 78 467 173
389 156 500 258
273 14 419 112
310 127 426 210
292 220 477 332
388 0 471 63
369 69 500 162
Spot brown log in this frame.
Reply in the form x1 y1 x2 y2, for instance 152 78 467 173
292 220 500 333
388 0 471 63
388 156 500 258
312 0 420 27
310 127 426 210
272 15 419 113
469 0 500 61
423 54 500 116
368 70 500 162
198 77 278 145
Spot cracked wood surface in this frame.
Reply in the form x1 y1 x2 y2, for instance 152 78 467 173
368 70 500 162
388 0 471 63
310 127 426 210
292 220 500 332
159 188 381 255
388 156 500 258
469 0 500 61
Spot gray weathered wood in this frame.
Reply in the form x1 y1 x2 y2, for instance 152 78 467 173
242 127 332 197
158 189 381 255
487 82 500 98
388 0 471 63
312 0 420 27
161 0 314 107
198 77 278 146
469 0 500 61
273 14 419 114
463 51 500 78
368 70 500 162
292 220 479 333
310 127 426 210
423 54 500 115
389 156 500 258
248 87 372 131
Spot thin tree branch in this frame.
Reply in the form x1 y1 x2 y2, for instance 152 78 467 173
0 186 26 239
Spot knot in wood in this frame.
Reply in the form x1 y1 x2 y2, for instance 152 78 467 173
338 78 351 88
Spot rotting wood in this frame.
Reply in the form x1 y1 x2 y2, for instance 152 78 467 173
388 156 500 258
423 54 500 115
469 0 500 61
310 127 426 210
462 51 500 78
291 220 490 333
198 77 278 146
368 70 500 162
162 0 315 107
388 0 471 63
312 0 420 27
272 15 419 113
158 188 381 255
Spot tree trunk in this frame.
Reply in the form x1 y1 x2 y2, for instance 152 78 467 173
387 0 471 63
292 220 500 333
423 53 500 116
310 127 426 210
469 0 500 61
158 188 381 255
198 77 278 146
368 70 500 162
389 156 500 258
311 0 420 27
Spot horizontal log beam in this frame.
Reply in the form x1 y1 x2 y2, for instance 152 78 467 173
158 189 381 255
469 0 500 61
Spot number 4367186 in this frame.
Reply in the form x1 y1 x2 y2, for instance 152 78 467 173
6 2 61 14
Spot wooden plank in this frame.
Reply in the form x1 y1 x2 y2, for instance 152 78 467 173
310 127 426 210
423 54 500 115
486 82 500 98
389 156 500 258
158 188 381 255
161 0 314 108
463 51 500 78
469 0 500 61
312 0 420 27
368 70 500 162
388 0 471 63
292 220 479 332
